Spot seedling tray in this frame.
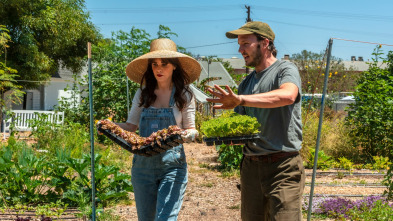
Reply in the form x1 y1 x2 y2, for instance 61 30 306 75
98 125 184 157
203 134 260 146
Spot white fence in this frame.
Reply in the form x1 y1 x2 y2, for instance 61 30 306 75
2 110 64 139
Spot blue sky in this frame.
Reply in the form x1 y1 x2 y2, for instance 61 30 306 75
85 0 393 61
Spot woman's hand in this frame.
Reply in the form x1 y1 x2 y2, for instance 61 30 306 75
181 129 199 143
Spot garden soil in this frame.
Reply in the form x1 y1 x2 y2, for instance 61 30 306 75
112 142 387 221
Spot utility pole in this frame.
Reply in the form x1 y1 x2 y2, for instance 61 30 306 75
245 5 252 74
245 5 252 22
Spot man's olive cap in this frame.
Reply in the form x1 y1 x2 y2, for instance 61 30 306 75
226 21 275 41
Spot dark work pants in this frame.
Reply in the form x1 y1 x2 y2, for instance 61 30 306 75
240 154 305 221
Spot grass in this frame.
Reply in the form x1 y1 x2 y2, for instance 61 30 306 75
199 182 214 188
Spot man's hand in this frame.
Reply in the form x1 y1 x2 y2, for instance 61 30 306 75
206 84 243 109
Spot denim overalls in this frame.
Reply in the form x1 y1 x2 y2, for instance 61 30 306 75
131 88 188 221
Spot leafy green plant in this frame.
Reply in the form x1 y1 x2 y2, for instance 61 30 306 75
383 167 393 200
200 111 260 137
216 144 243 171
338 157 354 174
372 156 391 172
28 114 63 150
63 153 133 216
304 149 335 170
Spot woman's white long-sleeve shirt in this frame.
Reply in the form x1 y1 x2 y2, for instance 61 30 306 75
126 88 196 129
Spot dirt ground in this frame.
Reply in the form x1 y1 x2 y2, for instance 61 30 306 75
112 142 387 221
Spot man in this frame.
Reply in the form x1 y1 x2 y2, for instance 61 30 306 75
206 21 305 221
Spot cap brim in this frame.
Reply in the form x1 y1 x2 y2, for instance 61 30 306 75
226 29 254 39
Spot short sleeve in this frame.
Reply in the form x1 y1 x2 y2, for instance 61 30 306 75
278 62 302 103
278 62 302 91
126 88 143 126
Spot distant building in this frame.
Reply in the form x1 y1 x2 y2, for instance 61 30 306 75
221 57 253 75
197 61 237 88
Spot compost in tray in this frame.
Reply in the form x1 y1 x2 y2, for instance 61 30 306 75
98 125 184 157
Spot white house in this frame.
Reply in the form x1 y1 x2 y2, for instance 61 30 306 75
5 65 85 111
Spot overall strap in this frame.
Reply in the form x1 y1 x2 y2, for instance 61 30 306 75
169 86 176 107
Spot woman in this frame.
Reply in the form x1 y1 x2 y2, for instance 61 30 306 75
118 38 201 221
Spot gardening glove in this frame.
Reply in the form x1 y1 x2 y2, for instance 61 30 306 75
181 129 199 143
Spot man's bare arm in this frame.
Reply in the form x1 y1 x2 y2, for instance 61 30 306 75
206 83 299 109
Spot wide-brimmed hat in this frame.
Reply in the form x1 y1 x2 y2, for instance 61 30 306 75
126 38 201 84
226 21 275 41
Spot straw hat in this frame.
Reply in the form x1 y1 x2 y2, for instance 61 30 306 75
126 38 201 84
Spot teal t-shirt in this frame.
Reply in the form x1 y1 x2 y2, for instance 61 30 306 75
235 60 302 155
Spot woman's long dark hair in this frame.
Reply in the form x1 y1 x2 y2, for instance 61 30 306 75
139 58 193 111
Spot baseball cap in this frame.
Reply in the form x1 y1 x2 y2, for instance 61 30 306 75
226 21 275 41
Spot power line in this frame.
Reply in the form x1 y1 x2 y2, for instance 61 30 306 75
332 38 393 47
252 5 393 22
96 18 243 26
257 18 393 39
186 41 237 49
87 5 242 13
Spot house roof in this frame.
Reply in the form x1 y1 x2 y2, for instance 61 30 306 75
189 84 211 103
222 57 248 70
341 61 387 72
197 61 237 88
53 65 87 80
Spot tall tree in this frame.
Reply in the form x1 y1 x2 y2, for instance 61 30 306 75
0 0 100 89
0 25 24 123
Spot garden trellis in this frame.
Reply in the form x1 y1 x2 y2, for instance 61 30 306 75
306 37 393 221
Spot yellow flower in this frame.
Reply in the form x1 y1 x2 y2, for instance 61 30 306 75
318 66 320 68
94 120 98 125
308 81 311 84
329 73 332 78
334 71 338 75
108 117 113 121
322 74 324 76
343 75 346 78
305 66 308 68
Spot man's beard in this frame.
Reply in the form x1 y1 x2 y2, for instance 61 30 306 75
245 44 262 67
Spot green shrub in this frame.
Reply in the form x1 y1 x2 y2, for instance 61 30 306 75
372 156 392 172
302 110 356 164
338 157 354 173
304 149 335 170
345 48 393 161
216 144 243 171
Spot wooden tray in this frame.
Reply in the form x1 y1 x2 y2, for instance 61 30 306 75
98 125 184 157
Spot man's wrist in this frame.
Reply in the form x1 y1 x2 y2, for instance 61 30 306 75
238 95 245 106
